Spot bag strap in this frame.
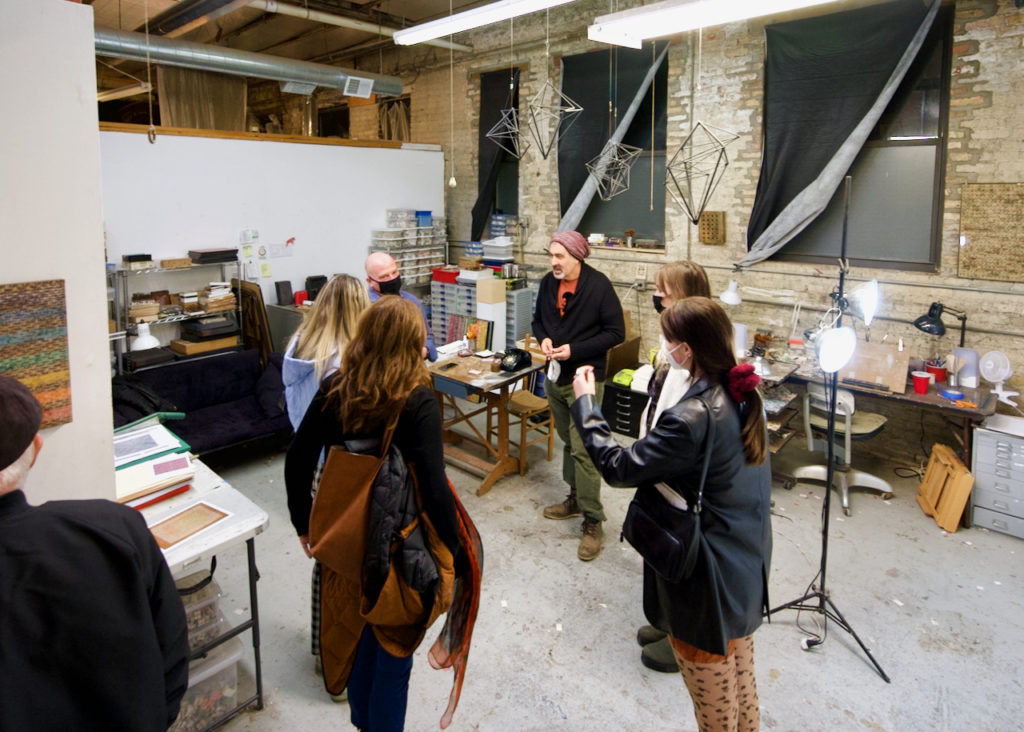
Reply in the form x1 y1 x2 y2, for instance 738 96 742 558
691 394 716 516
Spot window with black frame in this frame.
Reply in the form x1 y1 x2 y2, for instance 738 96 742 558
558 44 667 247
773 4 952 271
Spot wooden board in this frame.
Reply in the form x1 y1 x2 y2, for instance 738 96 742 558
916 443 974 533
150 502 228 549
959 183 1024 283
839 341 910 394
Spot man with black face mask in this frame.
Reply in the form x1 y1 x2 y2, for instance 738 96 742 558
364 251 437 361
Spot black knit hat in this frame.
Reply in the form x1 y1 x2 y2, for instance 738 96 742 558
0 375 42 470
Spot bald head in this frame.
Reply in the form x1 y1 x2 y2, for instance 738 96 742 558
365 251 400 295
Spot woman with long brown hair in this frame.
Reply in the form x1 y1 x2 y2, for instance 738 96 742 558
572 297 772 731
285 296 460 731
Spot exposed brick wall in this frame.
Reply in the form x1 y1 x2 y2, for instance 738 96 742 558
251 0 1024 464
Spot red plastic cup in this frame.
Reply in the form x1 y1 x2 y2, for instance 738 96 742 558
912 370 931 394
925 364 947 383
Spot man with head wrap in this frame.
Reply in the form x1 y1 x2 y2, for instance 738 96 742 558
531 230 625 561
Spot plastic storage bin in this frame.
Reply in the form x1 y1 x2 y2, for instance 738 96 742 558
188 609 229 653
176 571 222 635
415 210 432 227
170 636 244 732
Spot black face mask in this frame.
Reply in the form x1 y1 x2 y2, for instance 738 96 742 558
377 276 402 296
652 295 665 314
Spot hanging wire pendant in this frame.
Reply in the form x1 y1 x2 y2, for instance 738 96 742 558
586 140 643 201
486 107 530 159
525 81 583 160
666 121 740 224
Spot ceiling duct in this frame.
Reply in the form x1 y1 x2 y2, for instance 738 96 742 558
94 27 404 97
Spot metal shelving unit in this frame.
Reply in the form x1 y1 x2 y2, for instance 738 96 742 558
109 261 242 374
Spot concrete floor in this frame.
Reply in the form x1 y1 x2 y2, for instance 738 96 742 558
205 432 1024 731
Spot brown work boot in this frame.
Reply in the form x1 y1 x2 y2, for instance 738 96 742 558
543 492 581 520
578 516 603 561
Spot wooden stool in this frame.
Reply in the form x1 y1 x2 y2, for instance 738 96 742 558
506 388 554 475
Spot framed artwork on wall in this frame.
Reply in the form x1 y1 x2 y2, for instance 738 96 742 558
0 279 72 428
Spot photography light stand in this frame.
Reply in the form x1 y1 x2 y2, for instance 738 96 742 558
768 176 891 683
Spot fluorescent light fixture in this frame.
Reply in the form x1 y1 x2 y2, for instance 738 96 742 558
393 0 577 46
589 0 840 48
97 82 153 103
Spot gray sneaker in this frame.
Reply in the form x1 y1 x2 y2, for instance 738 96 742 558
577 516 603 561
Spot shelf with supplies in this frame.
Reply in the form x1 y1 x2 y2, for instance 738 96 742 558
108 260 243 375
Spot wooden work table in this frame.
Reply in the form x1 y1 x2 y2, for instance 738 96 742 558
430 354 544 496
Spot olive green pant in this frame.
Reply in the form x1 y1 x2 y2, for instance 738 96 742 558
546 379 605 522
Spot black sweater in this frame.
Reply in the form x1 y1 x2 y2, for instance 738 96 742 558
531 262 626 385
285 383 460 556
0 490 189 731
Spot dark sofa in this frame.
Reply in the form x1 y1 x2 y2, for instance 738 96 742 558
114 349 293 456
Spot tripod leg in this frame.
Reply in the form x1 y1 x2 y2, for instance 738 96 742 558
823 595 891 683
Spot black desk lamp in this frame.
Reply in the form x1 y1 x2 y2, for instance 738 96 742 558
913 302 967 347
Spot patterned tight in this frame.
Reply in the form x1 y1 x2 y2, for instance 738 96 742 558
669 634 759 732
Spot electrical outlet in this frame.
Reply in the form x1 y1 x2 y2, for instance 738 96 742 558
635 264 647 285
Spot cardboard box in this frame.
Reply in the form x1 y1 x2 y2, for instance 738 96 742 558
606 336 641 381
169 336 239 356
476 278 506 304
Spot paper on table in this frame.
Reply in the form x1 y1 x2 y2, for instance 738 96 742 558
113 423 189 469
149 501 230 549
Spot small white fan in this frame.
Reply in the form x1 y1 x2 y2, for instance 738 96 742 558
979 350 1019 407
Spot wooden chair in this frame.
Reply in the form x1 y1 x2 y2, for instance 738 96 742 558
489 334 553 475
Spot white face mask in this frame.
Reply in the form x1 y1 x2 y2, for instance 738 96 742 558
666 341 690 372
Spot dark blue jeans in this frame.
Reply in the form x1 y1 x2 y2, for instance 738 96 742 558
348 625 414 732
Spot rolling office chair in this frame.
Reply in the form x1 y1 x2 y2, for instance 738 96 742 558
793 382 893 515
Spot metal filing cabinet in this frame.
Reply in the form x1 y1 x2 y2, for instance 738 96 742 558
971 414 1024 540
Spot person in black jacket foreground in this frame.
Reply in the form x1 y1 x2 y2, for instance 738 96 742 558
0 376 189 732
531 229 625 561
571 298 772 732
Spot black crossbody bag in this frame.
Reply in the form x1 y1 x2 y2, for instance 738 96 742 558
621 395 714 583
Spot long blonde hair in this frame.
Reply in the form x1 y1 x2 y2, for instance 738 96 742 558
329 297 431 434
290 274 370 381
655 260 711 300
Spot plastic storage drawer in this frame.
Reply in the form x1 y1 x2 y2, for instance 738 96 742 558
170 636 244 732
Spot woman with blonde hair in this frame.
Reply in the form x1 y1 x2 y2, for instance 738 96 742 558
282 273 370 430
282 273 370 697
285 296 462 731
572 297 771 731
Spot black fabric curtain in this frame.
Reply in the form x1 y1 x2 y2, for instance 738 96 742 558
471 68 520 242
743 0 939 266
558 43 667 217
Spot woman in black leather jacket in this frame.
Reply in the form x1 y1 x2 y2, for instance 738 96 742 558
571 297 772 732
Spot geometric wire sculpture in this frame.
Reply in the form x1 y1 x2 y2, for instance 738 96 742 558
666 121 740 224
585 140 643 201
524 80 583 160
486 107 531 160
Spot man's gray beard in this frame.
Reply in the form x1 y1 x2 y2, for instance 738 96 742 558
552 271 565 280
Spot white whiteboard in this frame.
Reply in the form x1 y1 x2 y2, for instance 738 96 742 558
99 131 444 301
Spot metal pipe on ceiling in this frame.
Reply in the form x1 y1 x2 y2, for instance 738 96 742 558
94 27 404 97
246 0 473 53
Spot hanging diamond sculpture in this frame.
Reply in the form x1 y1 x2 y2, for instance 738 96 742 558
586 140 643 201
525 80 583 160
666 121 740 225
486 108 530 159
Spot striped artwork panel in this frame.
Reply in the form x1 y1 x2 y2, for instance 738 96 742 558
0 279 72 428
